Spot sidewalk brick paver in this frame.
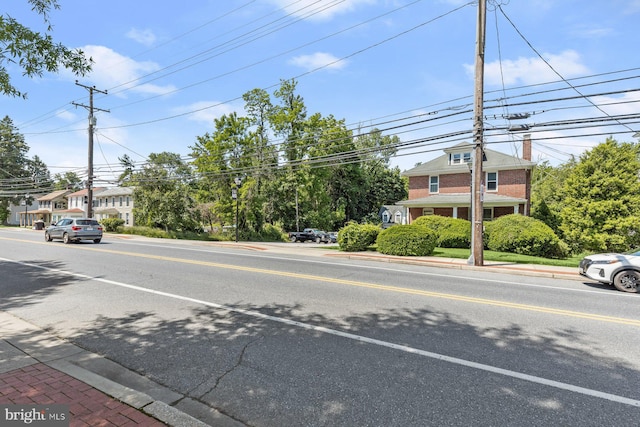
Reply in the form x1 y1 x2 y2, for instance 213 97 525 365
0 363 165 426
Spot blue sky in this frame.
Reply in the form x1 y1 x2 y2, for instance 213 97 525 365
2 0 640 185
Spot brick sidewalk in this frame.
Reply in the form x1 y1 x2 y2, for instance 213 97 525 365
0 363 165 426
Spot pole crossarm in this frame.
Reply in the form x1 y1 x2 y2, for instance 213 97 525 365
72 81 109 219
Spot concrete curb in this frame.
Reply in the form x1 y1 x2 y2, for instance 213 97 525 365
0 311 241 427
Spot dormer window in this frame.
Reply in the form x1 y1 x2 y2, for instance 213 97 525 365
450 152 472 165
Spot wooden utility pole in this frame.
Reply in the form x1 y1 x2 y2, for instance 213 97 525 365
471 0 486 266
73 81 109 219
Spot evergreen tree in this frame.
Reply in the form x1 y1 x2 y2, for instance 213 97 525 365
560 138 640 252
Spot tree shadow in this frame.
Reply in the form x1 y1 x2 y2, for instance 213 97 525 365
0 260 81 310
1 259 638 425
66 301 640 426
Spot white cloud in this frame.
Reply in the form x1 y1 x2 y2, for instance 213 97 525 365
126 28 157 46
172 101 239 124
265 0 373 21
289 52 347 71
79 45 176 97
55 109 77 122
625 0 640 14
466 50 589 86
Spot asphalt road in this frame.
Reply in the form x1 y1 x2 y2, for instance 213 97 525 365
0 228 639 426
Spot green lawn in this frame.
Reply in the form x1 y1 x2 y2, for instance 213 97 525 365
431 247 583 267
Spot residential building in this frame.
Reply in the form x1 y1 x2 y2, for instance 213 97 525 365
7 197 41 227
397 135 535 223
379 205 407 228
33 189 72 225
94 187 135 226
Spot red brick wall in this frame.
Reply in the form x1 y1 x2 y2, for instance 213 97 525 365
434 208 453 217
493 206 515 218
408 176 430 199
440 174 471 194
489 169 527 198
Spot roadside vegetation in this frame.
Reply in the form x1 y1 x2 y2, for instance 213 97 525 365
1 15 639 266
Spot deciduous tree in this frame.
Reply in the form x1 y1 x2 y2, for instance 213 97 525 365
1 0 91 98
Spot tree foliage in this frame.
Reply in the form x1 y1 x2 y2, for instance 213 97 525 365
190 79 407 235
0 116 53 223
127 152 200 232
559 138 640 253
1 0 92 98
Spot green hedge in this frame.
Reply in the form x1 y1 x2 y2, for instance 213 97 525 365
485 214 569 259
100 218 125 232
376 225 437 256
337 223 380 252
413 215 471 248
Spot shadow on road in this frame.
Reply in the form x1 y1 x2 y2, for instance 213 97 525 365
1 260 638 426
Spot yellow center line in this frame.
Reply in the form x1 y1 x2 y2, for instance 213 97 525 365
3 236 640 327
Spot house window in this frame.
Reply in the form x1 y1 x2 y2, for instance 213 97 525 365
119 197 123 207
483 208 493 221
395 211 402 224
450 152 471 164
112 197 115 207
126 212 130 225
486 172 497 191
429 176 439 193
126 197 130 207
423 208 434 216
382 212 389 223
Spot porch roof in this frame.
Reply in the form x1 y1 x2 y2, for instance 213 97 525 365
396 193 527 208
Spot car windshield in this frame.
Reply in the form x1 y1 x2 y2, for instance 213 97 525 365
622 248 640 256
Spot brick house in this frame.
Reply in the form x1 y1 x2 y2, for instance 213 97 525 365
397 135 535 223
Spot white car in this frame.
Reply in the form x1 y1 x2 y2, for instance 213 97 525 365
579 250 640 293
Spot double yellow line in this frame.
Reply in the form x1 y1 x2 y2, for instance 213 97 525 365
4 235 640 327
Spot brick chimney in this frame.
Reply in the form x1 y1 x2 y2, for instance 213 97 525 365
523 134 532 161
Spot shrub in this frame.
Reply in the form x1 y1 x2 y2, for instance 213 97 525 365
485 214 569 259
376 225 437 256
239 223 287 242
100 218 125 232
413 215 471 248
338 222 380 252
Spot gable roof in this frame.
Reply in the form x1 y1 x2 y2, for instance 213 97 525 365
402 143 535 177
97 186 134 197
37 189 71 201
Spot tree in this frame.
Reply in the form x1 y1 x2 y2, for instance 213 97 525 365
130 152 199 232
53 171 82 190
559 138 640 253
530 159 576 235
0 116 32 222
1 0 92 98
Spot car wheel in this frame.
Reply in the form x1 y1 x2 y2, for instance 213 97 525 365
315 236 321 243
290 236 297 242
613 270 639 293
93 238 101 244
45 231 52 242
63 233 71 244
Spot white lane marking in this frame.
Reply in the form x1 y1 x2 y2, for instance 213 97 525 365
114 240 630 297
3 257 639 408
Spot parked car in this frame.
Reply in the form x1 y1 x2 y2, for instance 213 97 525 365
288 228 330 243
45 218 103 244
579 249 640 293
327 232 338 243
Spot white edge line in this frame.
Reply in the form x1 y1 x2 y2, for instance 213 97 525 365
2 257 639 408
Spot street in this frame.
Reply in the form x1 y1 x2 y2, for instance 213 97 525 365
0 228 639 426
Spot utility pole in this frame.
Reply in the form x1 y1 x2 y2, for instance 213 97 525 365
73 81 109 218
471 0 486 266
